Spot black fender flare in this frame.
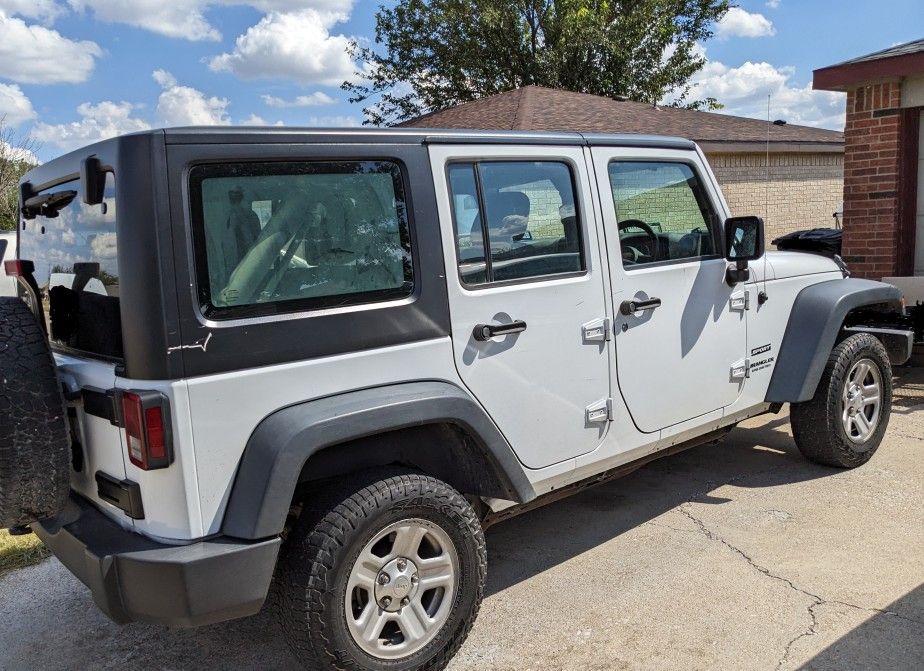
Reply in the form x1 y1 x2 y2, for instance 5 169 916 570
221 381 535 539
765 278 902 404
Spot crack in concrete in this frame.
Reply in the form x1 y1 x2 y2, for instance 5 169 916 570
674 504 924 670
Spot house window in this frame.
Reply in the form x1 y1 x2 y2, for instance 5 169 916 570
189 160 413 319
609 161 720 267
448 161 584 285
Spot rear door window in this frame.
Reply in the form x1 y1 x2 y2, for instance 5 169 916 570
189 160 413 320
447 161 584 285
18 174 122 358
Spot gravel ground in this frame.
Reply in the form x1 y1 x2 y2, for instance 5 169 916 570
1 369 923 671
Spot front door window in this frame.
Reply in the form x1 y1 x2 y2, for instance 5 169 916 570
609 161 720 267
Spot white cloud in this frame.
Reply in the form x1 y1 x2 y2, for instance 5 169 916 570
66 1 355 41
33 101 151 152
240 113 267 125
765 0 781 8
307 115 360 127
68 0 221 41
680 55 846 129
154 69 230 125
0 0 65 22
0 139 39 164
0 83 36 125
0 11 102 84
209 9 355 85
262 92 336 108
90 231 118 259
716 7 775 39
237 0 352 16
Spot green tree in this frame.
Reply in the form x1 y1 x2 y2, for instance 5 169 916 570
0 118 39 231
344 0 729 125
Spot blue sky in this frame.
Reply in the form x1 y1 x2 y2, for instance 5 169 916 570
0 0 921 162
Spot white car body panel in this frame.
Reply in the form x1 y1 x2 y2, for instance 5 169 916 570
428 144 613 470
54 354 129 527
589 146 747 432
45 138 855 541
0 231 16 297
184 337 464 537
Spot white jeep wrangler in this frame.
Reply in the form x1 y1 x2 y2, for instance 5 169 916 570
0 128 913 671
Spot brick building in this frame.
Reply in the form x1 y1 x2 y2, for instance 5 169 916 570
400 85 844 242
814 38 924 280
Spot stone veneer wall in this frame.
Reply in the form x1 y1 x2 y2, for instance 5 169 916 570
500 153 844 246
706 152 845 245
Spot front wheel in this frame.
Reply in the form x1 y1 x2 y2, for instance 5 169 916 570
791 332 892 468
276 471 486 671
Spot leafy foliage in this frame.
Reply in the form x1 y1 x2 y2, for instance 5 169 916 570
344 0 729 125
0 118 38 231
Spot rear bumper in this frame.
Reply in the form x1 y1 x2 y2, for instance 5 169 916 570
32 494 280 627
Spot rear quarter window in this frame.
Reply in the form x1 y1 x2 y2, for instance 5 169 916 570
189 160 414 320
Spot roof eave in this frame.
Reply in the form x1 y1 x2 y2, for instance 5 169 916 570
814 51 924 91
697 140 844 154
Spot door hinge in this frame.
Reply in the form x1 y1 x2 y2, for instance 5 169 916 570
582 317 611 342
730 290 750 311
730 358 750 379
585 398 614 423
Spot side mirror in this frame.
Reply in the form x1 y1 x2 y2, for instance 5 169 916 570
724 216 764 285
0 239 7 262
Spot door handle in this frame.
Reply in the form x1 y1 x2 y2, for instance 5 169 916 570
473 320 527 341
619 297 661 315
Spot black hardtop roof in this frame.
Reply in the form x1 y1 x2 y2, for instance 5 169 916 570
160 126 696 149
24 126 696 189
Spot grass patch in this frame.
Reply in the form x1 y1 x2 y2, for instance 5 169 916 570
0 528 50 576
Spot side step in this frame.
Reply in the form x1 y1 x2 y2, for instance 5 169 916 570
482 427 731 529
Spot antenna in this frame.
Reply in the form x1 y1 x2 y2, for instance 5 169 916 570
762 95 770 301
765 94 770 223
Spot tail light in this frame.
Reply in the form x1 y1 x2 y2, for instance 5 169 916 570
120 390 173 470
4 259 34 277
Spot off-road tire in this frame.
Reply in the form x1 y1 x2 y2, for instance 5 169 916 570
790 333 892 468
0 297 71 528
275 470 486 671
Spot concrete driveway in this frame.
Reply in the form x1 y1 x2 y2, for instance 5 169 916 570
2 369 922 671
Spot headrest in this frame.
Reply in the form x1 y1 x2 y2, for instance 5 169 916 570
485 191 530 226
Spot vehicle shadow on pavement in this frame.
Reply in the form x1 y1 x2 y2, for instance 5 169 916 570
485 365 924 599
799 583 924 670
483 415 835 597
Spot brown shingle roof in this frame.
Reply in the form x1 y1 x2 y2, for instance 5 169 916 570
399 85 843 147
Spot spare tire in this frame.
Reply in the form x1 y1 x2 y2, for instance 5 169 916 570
0 296 71 528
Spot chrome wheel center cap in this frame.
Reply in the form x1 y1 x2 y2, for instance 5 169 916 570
375 557 419 612
846 384 864 414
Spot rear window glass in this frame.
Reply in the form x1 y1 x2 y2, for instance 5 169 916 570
18 175 122 358
189 161 413 320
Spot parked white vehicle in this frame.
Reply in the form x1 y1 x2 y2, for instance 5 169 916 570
0 129 913 671
0 231 16 296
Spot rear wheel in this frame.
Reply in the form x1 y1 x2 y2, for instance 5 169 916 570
0 297 71 529
791 333 892 468
276 470 486 671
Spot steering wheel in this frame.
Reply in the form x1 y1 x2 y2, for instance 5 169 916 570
618 219 659 263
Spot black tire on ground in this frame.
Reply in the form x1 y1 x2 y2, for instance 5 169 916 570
790 332 892 468
276 470 486 671
0 296 71 529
